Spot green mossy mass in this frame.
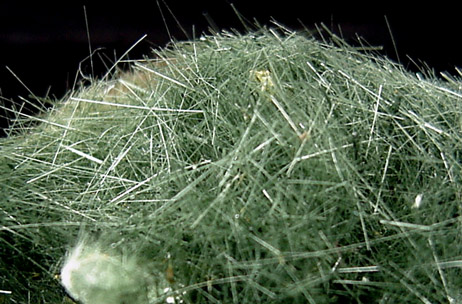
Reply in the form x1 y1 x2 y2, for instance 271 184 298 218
1 25 462 303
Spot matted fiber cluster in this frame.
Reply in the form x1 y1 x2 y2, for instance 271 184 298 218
1 25 462 303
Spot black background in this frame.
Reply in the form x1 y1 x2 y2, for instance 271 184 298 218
1 1 460 132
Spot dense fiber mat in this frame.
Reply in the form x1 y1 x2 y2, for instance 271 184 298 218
1 25 462 303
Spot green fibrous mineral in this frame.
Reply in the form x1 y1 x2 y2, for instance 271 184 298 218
1 24 462 303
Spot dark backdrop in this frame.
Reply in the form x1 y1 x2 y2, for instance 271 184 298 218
1 1 460 133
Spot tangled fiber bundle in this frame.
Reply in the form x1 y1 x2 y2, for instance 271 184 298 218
1 23 462 303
